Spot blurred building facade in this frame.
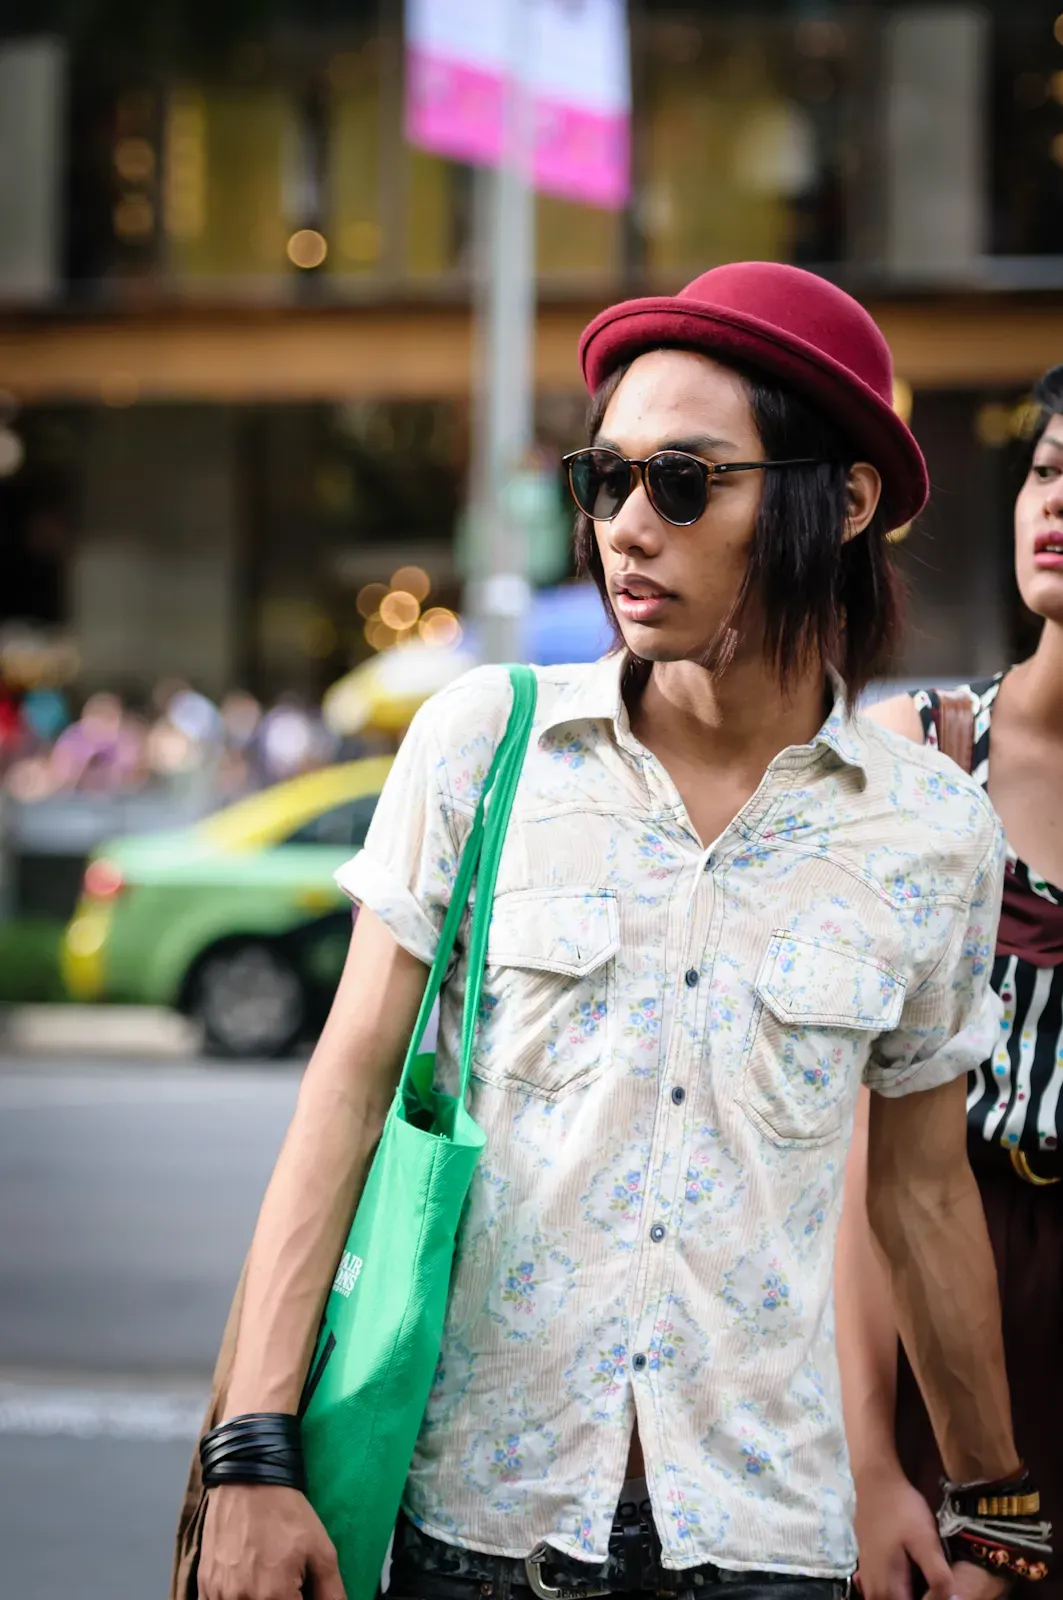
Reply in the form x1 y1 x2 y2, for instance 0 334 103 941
0 0 1060 701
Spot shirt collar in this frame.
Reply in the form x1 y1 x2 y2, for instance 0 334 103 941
540 654 869 774
811 668 868 773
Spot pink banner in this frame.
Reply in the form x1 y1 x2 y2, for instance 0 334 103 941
533 98 630 210
405 48 504 170
403 0 631 212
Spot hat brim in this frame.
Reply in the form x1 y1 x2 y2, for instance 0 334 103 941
579 296 928 531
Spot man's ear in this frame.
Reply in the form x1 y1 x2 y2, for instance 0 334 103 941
843 462 883 541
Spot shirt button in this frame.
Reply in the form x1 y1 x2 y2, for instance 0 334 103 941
632 1353 647 1372
684 968 699 987
649 1223 666 1243
671 1085 686 1105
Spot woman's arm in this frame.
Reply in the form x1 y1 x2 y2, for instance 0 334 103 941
198 906 429 1600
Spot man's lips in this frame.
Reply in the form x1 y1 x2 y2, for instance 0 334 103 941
611 575 678 621
611 575 676 600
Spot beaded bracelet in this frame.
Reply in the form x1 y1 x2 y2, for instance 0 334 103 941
937 1470 1052 1583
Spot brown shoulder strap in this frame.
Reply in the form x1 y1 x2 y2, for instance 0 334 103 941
934 689 976 775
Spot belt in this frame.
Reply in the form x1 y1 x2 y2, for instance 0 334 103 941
390 1504 852 1600
967 1136 1063 1188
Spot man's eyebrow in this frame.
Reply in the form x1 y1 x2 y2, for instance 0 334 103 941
591 433 739 454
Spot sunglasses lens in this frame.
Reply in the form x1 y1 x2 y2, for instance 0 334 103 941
646 453 708 525
569 450 631 520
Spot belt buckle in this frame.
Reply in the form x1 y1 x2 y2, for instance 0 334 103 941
1010 1149 1061 1187
524 1544 613 1600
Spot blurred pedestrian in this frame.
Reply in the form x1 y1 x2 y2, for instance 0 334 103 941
180 266 1040 1600
839 364 1063 1600
216 689 262 797
49 691 144 792
20 681 70 745
253 693 335 784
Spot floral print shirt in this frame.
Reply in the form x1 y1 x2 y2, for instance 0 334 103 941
335 654 1004 1578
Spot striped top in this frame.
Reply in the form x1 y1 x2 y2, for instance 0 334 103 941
914 675 1063 1154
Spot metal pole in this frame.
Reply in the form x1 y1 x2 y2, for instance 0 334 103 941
466 0 536 665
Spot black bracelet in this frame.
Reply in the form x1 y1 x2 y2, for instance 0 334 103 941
199 1412 305 1491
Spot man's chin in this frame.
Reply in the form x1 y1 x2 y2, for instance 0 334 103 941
615 623 701 664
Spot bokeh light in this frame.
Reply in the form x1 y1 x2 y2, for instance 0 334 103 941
0 427 25 478
419 608 463 648
114 136 156 183
287 229 328 269
390 565 431 602
113 194 155 239
892 377 913 424
364 615 396 651
379 590 420 630
356 582 388 619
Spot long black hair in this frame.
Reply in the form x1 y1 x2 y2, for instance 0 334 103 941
1030 365 1063 449
573 356 904 705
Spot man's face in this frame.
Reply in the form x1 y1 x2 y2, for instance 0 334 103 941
594 350 766 664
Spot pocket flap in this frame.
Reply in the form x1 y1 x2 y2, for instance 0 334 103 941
488 889 620 978
756 932 906 1032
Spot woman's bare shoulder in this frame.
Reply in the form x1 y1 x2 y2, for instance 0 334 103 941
863 693 925 744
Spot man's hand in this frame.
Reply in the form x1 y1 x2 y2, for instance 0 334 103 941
855 1463 954 1600
198 1485 346 1600
854 1464 1008 1600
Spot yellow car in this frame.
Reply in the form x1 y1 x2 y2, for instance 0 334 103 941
61 757 392 1058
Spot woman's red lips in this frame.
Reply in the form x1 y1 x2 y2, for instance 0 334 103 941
1034 531 1063 569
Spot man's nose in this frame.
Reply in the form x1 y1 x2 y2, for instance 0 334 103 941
605 479 664 556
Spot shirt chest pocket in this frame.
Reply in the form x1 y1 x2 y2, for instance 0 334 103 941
737 931 907 1147
475 888 620 1100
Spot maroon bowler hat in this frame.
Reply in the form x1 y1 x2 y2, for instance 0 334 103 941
579 261 928 530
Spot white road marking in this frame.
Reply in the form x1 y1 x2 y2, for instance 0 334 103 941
0 1066 301 1111
0 1379 206 1441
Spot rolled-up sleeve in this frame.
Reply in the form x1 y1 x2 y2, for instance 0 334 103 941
334 700 468 967
865 818 1006 1098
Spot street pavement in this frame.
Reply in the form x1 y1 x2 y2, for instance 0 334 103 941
0 1053 302 1600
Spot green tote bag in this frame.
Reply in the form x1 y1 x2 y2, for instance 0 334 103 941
300 664 537 1600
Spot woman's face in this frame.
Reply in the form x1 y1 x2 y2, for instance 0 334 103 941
1015 417 1063 624
593 349 766 663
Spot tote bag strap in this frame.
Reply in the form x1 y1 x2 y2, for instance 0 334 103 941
398 664 537 1088
457 665 536 1099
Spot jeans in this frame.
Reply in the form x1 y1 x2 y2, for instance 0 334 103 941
387 1502 851 1600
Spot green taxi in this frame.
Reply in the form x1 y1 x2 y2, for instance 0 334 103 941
60 757 392 1058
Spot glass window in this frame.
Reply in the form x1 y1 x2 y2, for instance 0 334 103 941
326 44 384 278
990 5 1063 259
163 86 293 282
537 194 622 284
638 13 846 278
283 793 379 849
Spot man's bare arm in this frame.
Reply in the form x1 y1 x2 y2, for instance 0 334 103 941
866 1075 1018 1483
836 1089 903 1478
198 906 429 1600
225 907 428 1412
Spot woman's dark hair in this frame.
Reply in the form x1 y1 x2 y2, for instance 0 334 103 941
573 355 903 704
1029 365 1063 451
